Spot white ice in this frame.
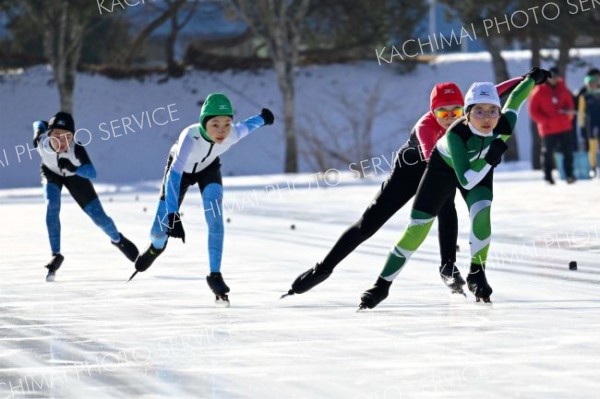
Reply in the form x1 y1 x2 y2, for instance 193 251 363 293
1 171 599 399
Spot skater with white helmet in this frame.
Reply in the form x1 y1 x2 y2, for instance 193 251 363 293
359 67 552 309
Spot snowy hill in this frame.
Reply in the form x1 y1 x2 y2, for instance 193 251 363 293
1 49 600 190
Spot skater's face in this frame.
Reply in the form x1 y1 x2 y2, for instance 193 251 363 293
48 128 74 153
206 116 233 143
468 104 500 135
434 105 463 129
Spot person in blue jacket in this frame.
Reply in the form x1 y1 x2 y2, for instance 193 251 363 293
132 93 274 305
33 112 139 282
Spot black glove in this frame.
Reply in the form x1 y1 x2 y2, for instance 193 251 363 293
526 67 552 85
484 139 508 167
57 158 78 172
166 212 185 243
260 108 274 125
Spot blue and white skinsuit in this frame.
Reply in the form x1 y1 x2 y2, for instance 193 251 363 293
149 114 267 273
33 121 122 255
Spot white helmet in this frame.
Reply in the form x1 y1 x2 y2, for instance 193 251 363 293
464 82 501 111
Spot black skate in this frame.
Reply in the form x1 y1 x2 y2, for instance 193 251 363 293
466 263 493 303
207 272 230 306
45 254 64 282
112 233 139 262
439 262 466 297
280 263 332 298
358 277 392 311
129 243 166 281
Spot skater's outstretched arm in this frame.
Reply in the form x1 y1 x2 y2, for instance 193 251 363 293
233 108 274 141
496 77 524 98
501 75 537 135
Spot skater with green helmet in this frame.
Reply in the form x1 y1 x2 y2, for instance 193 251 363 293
132 93 274 305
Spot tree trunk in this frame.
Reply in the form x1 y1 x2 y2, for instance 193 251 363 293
530 35 542 170
484 37 518 161
274 56 298 173
42 0 85 113
283 80 298 173
483 37 510 82
270 2 303 173
166 15 178 76
233 0 308 173
57 63 75 112
557 29 575 79
165 0 197 77
124 0 186 66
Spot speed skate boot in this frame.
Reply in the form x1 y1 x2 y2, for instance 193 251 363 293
466 263 493 303
128 243 167 281
134 243 166 272
281 263 333 298
112 233 139 262
45 254 64 282
439 262 466 296
358 277 392 310
207 272 230 306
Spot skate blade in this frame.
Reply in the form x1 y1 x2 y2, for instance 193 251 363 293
127 270 139 282
475 296 492 305
356 303 370 312
450 290 467 299
46 273 56 282
279 289 294 299
215 295 230 307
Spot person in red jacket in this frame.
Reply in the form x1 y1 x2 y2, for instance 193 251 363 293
529 67 576 184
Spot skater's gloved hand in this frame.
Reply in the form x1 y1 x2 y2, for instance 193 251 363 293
57 158 78 172
484 139 508 167
166 212 186 243
260 108 274 125
525 67 552 85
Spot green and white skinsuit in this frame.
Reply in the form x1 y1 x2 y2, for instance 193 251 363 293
378 77 535 282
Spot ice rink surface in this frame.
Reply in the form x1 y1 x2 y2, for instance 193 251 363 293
1 171 599 398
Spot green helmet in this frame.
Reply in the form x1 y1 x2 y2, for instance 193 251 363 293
199 93 234 139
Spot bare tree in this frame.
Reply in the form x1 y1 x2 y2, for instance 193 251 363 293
165 0 199 77
232 0 310 173
20 0 97 112
123 0 187 66
298 81 399 177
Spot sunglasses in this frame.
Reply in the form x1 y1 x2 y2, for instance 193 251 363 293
471 108 500 120
434 107 464 119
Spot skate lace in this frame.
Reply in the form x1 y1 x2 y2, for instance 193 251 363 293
441 263 459 278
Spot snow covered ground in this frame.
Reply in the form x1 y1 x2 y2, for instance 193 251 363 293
1 171 599 398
